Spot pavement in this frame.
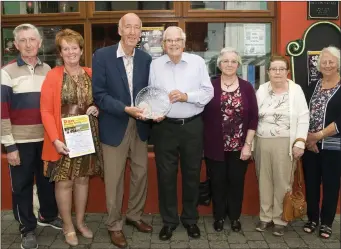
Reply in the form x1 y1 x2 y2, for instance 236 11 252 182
1 211 340 249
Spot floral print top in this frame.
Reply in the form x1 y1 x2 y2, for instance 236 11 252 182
309 80 340 133
221 87 244 151
257 85 290 137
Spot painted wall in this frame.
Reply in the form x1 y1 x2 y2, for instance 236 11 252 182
277 1 340 56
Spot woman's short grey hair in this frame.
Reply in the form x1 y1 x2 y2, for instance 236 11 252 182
317 46 340 72
13 23 42 41
163 26 186 42
217 47 242 68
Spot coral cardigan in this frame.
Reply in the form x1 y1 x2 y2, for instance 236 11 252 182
40 66 92 162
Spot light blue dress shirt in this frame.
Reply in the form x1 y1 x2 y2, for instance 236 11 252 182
148 52 214 118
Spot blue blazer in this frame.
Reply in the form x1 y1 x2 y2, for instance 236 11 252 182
92 44 152 146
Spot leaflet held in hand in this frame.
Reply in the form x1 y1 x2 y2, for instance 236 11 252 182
62 115 95 158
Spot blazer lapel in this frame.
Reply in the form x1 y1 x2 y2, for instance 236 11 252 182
132 54 139 104
116 57 130 94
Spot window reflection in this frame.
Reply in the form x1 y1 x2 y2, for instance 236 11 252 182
2 25 84 67
186 22 271 89
92 23 176 54
2 1 78 15
191 1 267 10
95 1 173 11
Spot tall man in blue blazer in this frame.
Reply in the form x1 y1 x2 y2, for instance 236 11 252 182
92 13 153 248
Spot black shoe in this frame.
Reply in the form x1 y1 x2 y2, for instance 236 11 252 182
213 219 224 232
37 212 63 230
183 224 200 239
159 226 176 241
231 220 241 232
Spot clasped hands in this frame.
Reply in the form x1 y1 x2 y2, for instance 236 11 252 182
305 132 322 153
126 90 187 123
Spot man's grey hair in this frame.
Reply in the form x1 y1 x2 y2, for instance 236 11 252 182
217 47 242 68
163 26 186 42
118 13 143 29
13 23 42 41
316 46 340 72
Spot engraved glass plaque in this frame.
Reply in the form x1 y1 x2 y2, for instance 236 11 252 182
135 86 171 119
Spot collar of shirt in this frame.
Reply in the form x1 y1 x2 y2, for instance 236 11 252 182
17 55 43 67
117 41 135 59
164 52 189 64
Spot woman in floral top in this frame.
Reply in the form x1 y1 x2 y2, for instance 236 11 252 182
302 46 341 239
254 55 309 236
203 47 258 233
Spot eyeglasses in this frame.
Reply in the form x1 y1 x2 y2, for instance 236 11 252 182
269 68 287 73
164 38 183 44
221 60 238 65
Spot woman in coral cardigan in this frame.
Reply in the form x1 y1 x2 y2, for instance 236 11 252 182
40 29 103 246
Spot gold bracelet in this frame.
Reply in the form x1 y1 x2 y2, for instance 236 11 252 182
320 130 324 139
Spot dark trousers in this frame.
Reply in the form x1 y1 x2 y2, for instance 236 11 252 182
302 144 341 227
205 151 248 221
9 142 58 234
152 116 203 227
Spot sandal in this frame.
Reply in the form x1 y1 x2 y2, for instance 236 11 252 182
64 230 78 246
77 224 93 239
319 225 332 239
303 221 317 233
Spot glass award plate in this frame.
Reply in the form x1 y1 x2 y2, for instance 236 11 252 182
135 86 171 119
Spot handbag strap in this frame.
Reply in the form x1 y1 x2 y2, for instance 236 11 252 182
289 138 306 190
289 159 304 190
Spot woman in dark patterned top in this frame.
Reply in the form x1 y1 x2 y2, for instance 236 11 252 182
254 55 309 236
41 29 103 246
203 47 258 232
302 46 341 239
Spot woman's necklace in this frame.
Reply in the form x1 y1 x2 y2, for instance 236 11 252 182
222 76 238 88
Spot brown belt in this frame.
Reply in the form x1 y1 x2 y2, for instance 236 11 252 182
61 104 87 115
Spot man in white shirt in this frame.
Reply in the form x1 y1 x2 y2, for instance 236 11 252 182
149 26 214 241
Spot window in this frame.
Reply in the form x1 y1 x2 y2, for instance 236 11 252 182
92 22 176 55
95 1 173 11
2 1 79 15
186 22 271 89
2 25 84 67
190 1 268 11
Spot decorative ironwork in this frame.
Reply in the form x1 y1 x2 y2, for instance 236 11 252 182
285 21 340 82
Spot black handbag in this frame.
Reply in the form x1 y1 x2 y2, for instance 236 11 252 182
197 163 211 206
